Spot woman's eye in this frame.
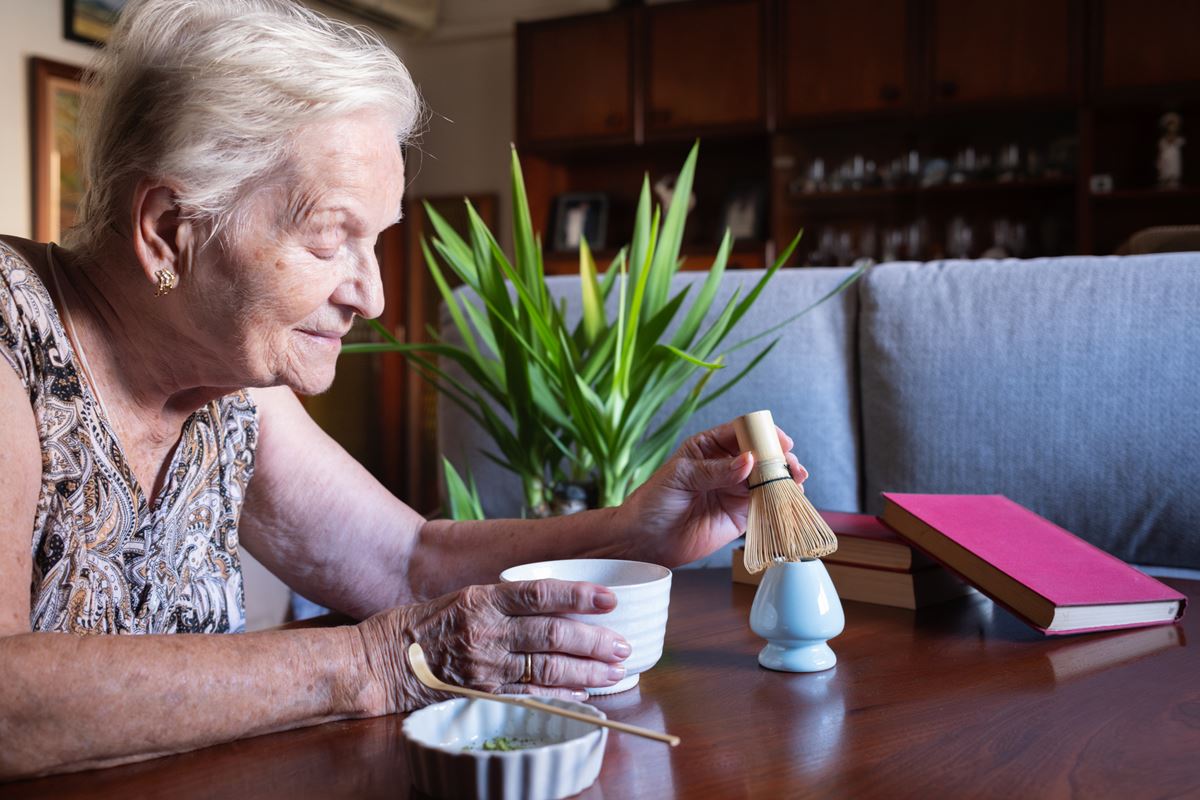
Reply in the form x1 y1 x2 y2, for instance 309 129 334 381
308 236 344 260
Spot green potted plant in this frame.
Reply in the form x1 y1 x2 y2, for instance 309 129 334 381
346 143 860 518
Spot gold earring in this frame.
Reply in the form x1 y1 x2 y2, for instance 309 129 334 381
154 269 178 297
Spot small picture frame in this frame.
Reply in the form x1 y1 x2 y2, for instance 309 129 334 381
719 183 766 243
552 193 608 252
30 58 86 243
63 0 128 46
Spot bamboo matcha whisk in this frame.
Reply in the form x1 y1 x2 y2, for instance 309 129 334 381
734 410 838 573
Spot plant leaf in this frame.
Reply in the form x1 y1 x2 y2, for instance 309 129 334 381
646 140 698 314
442 458 485 521
579 236 605 346
670 229 731 351
653 344 725 370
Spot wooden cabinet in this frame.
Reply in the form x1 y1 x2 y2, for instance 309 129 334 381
929 0 1075 105
512 0 1199 267
517 11 634 147
778 0 911 120
644 0 766 135
1096 0 1200 95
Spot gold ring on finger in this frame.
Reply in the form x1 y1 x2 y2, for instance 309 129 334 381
521 652 533 684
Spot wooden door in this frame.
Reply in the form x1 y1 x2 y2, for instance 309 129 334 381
930 0 1075 105
1096 0 1200 95
517 12 634 147
645 0 766 135
779 0 911 121
402 195 498 515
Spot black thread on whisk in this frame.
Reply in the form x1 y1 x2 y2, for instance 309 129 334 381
747 475 794 491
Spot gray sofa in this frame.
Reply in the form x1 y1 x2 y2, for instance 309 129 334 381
439 254 1200 572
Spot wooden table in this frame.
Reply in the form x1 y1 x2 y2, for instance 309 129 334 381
4 569 1197 799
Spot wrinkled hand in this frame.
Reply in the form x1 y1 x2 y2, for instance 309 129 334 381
619 421 807 567
355 580 629 714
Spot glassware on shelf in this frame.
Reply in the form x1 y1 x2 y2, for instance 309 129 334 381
905 150 921 186
1011 222 1029 257
881 227 904 262
795 158 825 194
850 155 866 190
920 158 950 188
807 227 838 265
858 225 878 262
949 147 978 184
904 219 927 260
983 218 1013 258
835 230 854 265
996 143 1021 182
946 216 974 259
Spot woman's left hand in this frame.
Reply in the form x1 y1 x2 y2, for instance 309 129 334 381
617 421 808 567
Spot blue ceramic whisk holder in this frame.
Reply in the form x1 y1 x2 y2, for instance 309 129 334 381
749 559 845 672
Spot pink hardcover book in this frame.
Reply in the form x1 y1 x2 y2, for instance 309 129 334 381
881 493 1187 635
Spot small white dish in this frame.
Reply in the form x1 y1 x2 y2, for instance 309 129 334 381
402 696 607 800
499 559 672 695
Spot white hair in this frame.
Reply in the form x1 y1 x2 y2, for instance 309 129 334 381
67 0 422 253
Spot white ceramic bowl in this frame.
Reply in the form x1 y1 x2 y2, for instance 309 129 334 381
499 559 672 695
402 696 607 800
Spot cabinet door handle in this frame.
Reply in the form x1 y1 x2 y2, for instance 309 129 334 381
879 84 901 102
938 80 958 98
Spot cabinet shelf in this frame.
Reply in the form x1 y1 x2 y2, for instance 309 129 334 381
517 0 1200 266
787 177 1076 206
1090 188 1200 202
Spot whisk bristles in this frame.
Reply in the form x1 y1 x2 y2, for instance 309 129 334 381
743 473 839 574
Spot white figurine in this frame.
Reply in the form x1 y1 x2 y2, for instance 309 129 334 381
1157 112 1185 189
653 173 696 213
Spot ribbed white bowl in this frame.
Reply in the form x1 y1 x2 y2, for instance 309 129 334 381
500 559 672 695
402 696 607 800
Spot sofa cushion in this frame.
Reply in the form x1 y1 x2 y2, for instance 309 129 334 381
439 266 862 520
859 254 1200 568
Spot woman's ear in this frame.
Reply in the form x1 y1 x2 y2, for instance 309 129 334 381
130 178 192 291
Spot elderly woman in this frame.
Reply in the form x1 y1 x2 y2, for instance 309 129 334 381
0 0 807 781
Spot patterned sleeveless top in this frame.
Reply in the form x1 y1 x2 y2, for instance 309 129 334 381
0 240 258 634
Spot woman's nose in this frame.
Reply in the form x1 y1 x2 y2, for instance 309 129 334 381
333 246 385 319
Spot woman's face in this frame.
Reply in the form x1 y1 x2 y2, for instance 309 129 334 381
188 110 405 396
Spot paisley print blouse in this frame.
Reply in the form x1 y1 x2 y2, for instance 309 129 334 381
0 241 258 634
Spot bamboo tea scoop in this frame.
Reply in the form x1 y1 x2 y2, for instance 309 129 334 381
406 643 681 746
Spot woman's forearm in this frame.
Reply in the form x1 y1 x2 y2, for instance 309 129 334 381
402 505 632 603
0 626 375 781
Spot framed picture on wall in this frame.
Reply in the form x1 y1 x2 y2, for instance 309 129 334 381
552 193 608 252
30 57 86 244
63 0 128 46
718 182 766 243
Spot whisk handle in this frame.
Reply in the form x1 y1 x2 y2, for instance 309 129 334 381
734 410 790 487
734 410 785 460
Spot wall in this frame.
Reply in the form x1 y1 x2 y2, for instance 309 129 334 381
0 0 611 263
400 0 613 247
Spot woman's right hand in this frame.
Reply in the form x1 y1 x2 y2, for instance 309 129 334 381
353 580 631 714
